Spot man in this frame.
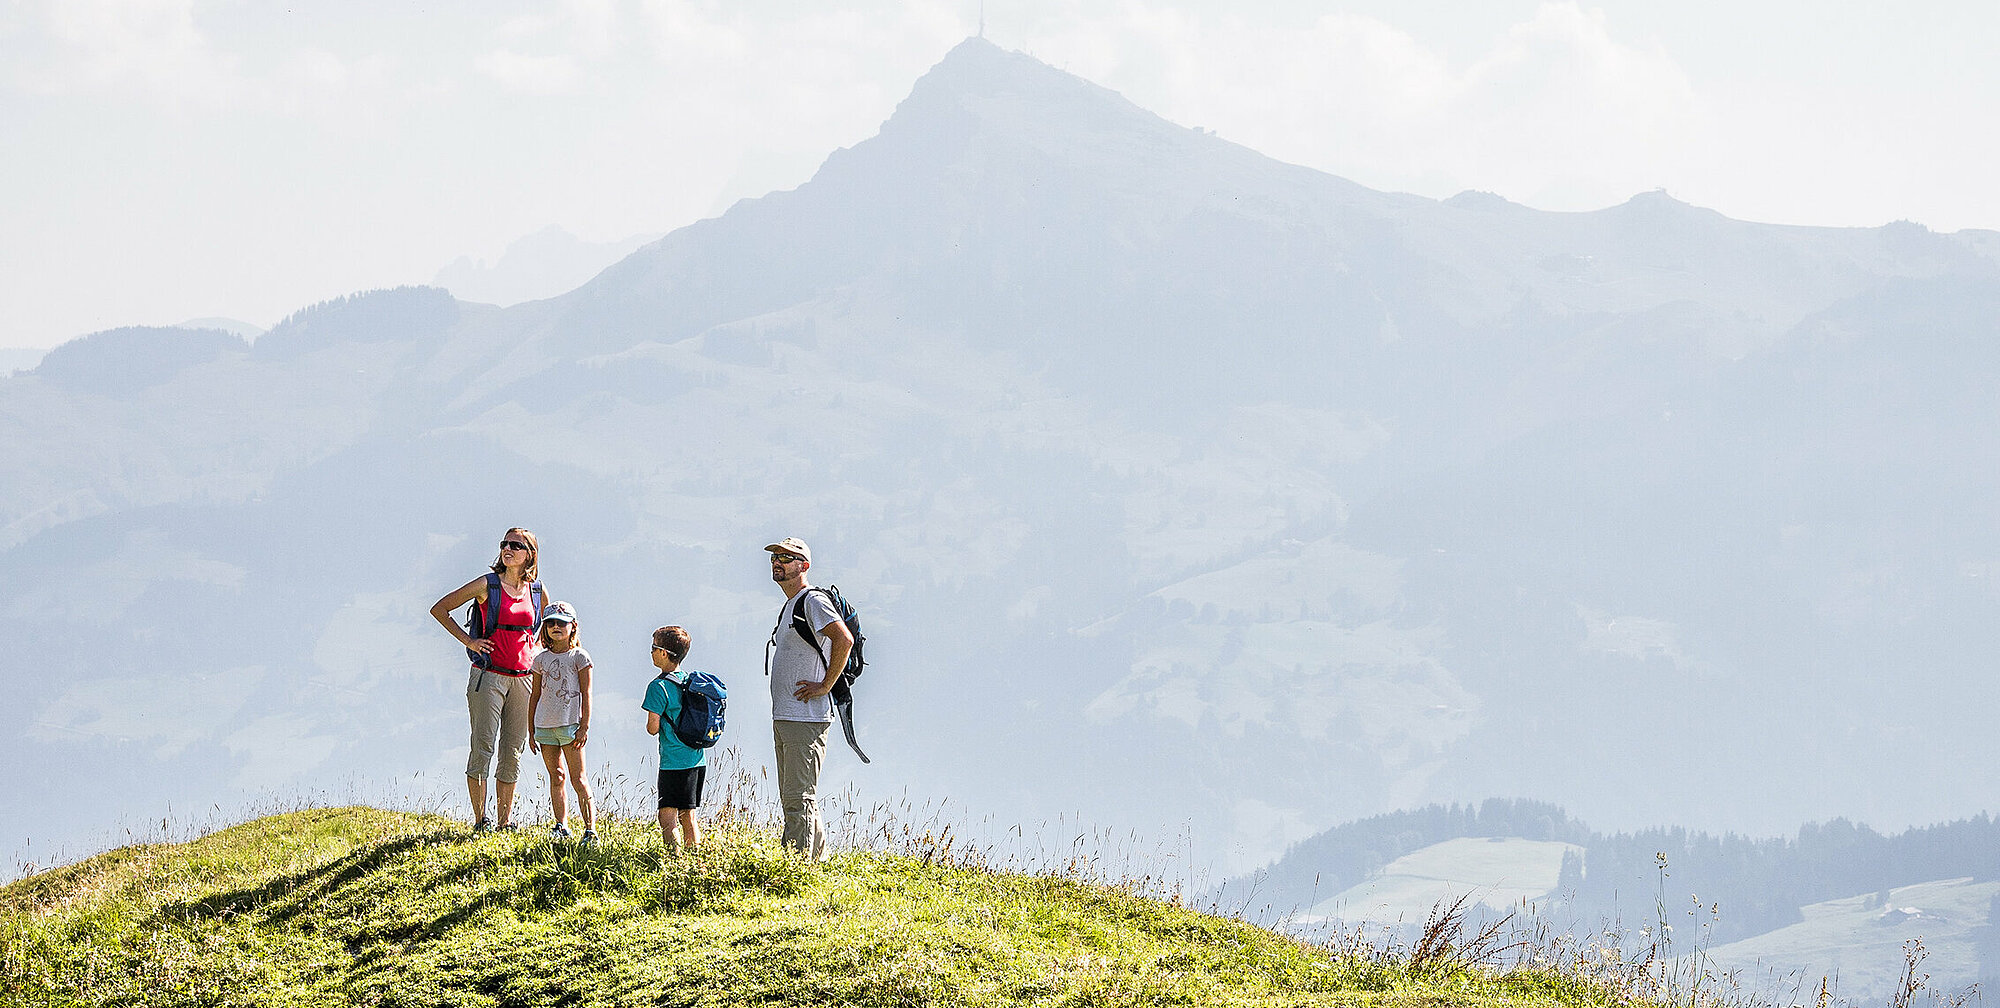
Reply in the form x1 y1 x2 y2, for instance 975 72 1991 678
765 536 854 860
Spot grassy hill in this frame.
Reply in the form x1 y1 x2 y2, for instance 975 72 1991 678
1707 877 2000 1000
0 807 1635 1007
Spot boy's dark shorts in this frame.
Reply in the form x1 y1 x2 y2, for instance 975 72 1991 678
658 766 706 810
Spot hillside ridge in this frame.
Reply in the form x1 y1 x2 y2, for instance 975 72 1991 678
1 806 1630 1007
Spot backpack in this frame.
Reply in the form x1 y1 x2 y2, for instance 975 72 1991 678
788 585 865 700
660 670 727 749
775 585 870 763
462 572 545 670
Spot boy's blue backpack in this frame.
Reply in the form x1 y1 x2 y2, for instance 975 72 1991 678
461 572 545 670
662 670 727 749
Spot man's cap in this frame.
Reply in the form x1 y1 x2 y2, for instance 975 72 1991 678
541 601 578 624
765 537 811 562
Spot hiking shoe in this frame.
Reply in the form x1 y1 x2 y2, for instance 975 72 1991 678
495 822 518 832
473 818 494 833
551 825 573 840
579 830 598 846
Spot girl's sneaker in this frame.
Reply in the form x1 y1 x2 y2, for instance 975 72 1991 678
551 824 574 840
580 829 598 846
473 818 494 833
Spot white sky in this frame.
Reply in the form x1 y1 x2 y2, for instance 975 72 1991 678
2 0 1996 350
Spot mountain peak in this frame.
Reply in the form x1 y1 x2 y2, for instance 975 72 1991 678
878 36 1171 153
1605 188 1724 222
913 36 1084 102
934 34 1010 69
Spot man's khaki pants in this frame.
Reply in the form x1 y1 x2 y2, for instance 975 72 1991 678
773 719 830 860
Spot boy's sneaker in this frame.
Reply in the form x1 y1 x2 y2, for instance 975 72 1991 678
579 829 598 846
473 818 494 833
551 825 573 840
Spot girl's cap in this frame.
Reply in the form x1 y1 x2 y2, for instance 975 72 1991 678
542 601 577 624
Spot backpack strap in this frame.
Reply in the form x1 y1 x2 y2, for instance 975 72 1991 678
790 590 830 670
475 572 504 636
486 577 542 633
657 670 693 716
767 590 832 675
465 572 504 671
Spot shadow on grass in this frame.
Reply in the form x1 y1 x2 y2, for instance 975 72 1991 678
156 828 463 928
150 826 727 950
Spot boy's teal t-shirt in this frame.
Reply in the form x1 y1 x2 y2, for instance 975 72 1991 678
642 671 707 770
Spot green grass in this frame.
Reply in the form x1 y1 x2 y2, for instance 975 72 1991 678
1 807 1642 1007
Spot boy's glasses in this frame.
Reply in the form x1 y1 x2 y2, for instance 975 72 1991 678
501 540 531 552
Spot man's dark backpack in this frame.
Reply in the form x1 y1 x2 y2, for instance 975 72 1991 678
780 585 870 763
789 585 866 702
461 572 545 670
660 670 727 749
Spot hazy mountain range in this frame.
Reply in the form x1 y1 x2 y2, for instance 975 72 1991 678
2 319 262 377
431 225 664 308
1231 800 2000 1002
0 350 47 376
8 38 2000 988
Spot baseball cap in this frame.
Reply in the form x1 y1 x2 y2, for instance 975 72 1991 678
541 601 577 624
765 537 811 562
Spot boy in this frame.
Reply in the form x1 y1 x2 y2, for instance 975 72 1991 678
642 626 706 851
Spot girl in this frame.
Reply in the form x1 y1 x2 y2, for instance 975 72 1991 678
529 602 595 842
430 527 547 832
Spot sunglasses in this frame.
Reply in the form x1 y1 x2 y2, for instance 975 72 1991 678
500 540 531 552
771 553 803 564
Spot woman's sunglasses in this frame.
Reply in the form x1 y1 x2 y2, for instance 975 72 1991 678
501 540 531 552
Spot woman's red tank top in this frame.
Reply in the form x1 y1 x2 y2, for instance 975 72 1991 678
486 586 537 673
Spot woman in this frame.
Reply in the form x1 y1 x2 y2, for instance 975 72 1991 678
431 527 547 831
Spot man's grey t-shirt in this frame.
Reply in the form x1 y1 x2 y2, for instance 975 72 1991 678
770 588 839 723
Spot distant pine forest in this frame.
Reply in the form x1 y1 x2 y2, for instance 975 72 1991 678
1230 799 2000 950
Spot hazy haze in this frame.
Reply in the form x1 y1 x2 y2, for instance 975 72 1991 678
9 38 2000 883
4 0 1998 350
9 12 2000 996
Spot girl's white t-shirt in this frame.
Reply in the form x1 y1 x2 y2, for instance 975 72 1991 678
531 646 591 728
